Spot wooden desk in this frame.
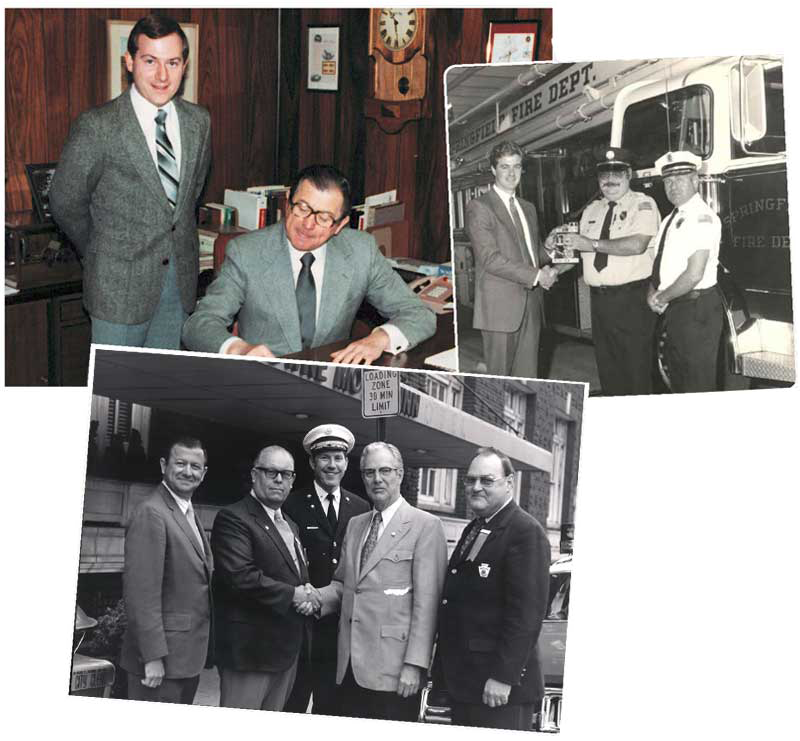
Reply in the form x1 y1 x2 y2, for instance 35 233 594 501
285 312 455 370
5 279 90 386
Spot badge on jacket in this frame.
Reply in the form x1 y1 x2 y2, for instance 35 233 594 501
478 562 491 578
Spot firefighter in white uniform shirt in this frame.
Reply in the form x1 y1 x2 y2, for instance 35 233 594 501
549 148 661 396
647 150 723 393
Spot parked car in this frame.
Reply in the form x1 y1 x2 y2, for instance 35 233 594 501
70 606 116 698
420 555 571 732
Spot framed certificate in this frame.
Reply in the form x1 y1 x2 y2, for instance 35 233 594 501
486 21 541 64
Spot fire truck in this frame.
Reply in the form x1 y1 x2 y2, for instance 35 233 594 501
447 56 792 388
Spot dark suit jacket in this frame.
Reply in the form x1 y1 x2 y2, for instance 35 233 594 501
50 88 211 324
181 223 436 355
120 485 213 679
283 486 370 661
211 495 311 673
435 501 551 706
466 189 549 333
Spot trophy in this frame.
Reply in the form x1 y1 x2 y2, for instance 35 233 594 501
548 222 581 264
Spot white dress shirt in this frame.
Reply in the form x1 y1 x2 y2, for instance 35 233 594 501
314 481 340 518
130 83 182 172
493 184 537 268
364 494 404 545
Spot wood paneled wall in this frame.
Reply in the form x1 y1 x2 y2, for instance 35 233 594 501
5 7 552 262
5 7 280 212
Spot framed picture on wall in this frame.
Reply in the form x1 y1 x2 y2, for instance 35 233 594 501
106 19 199 103
486 21 541 64
307 25 340 92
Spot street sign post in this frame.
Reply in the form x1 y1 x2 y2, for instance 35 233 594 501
362 369 400 418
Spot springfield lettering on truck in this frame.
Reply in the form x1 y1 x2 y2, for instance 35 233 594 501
451 63 596 155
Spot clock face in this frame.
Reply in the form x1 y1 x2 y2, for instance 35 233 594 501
378 8 418 51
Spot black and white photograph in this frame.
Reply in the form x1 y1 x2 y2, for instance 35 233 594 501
72 348 583 732
446 56 792 395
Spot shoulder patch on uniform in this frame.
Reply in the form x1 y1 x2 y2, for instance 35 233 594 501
638 202 653 211
698 214 713 223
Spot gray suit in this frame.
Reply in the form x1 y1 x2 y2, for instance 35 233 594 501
466 189 549 377
182 224 436 355
50 88 211 325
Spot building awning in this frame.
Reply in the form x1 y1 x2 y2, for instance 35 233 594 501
92 350 554 474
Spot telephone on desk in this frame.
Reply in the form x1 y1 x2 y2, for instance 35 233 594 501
408 275 453 314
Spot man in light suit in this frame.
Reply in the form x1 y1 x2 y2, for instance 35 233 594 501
283 424 370 715
315 442 447 722
467 141 558 377
434 447 551 730
182 164 435 365
50 14 212 349
120 436 213 704
211 445 315 711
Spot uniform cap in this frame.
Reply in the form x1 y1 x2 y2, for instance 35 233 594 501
303 424 355 455
597 147 632 172
655 150 702 176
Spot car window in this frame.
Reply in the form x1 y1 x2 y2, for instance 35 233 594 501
547 572 570 620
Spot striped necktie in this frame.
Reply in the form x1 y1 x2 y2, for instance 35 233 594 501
155 109 179 208
360 512 382 571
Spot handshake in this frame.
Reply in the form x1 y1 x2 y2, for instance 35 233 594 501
292 583 323 616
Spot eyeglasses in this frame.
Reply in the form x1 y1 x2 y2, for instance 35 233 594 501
464 474 508 488
289 200 340 228
253 466 296 481
361 467 400 480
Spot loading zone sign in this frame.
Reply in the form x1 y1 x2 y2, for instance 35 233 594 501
362 369 400 418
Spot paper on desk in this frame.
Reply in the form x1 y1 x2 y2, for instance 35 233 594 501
424 347 458 372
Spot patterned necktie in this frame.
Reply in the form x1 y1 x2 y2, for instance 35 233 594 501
184 502 205 553
155 109 179 208
651 209 679 289
296 252 316 349
593 201 616 272
274 509 300 572
360 511 382 571
326 493 338 532
455 517 485 563
509 197 535 267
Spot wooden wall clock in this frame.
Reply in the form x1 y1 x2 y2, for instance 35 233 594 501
366 8 430 133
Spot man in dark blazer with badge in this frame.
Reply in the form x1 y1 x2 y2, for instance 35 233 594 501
467 141 559 377
211 445 315 711
435 447 551 730
50 14 211 349
283 424 370 715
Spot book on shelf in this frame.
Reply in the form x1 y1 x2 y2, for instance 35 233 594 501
200 203 236 228
367 201 405 228
224 189 266 231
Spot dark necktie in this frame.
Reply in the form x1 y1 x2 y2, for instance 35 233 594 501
326 493 338 532
360 512 382 571
295 252 316 348
454 517 485 563
155 109 179 208
593 201 616 271
509 197 535 267
651 209 679 288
